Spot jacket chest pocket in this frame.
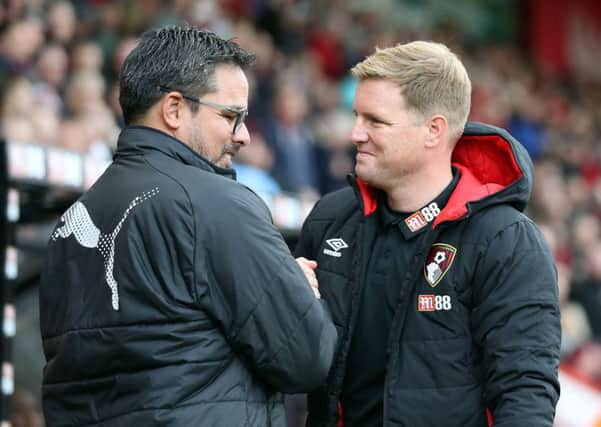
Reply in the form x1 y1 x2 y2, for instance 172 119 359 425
407 281 472 341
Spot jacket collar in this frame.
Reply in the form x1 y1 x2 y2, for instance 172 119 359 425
114 125 236 180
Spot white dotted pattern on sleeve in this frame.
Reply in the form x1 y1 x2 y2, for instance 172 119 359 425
51 187 161 311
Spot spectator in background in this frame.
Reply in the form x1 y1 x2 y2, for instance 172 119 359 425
56 119 85 152
233 131 282 197
64 71 107 117
529 156 572 246
571 240 601 341
262 78 321 196
45 0 76 46
62 70 116 157
1 76 34 119
31 106 60 146
312 109 355 194
1 0 27 26
109 36 138 83
0 17 44 79
70 40 104 74
0 76 35 142
40 25 336 427
104 37 139 127
556 260 592 358
34 44 68 92
32 44 68 113
569 213 601 283
93 1 123 71
232 19 283 124
507 87 549 161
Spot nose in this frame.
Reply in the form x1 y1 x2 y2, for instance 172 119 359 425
350 118 368 145
232 123 250 146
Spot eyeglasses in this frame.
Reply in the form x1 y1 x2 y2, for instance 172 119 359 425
158 85 248 135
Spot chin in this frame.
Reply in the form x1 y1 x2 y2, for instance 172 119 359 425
355 165 371 180
355 168 380 188
217 158 233 169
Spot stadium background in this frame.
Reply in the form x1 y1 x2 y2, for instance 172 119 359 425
1 0 601 425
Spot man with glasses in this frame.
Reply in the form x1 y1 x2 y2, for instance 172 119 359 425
40 25 336 426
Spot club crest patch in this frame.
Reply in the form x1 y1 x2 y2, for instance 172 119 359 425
424 243 457 287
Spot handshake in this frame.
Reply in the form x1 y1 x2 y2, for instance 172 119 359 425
296 257 321 299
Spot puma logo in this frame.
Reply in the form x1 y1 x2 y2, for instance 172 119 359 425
52 187 160 310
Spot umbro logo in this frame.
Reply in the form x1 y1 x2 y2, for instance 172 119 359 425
323 238 348 258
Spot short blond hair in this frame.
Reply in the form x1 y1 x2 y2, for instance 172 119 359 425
351 41 471 141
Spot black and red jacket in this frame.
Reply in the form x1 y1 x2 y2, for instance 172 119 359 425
296 122 561 427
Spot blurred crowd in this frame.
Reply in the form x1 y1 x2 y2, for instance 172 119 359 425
2 0 601 425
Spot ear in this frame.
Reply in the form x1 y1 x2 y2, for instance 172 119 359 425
160 91 186 131
424 115 448 149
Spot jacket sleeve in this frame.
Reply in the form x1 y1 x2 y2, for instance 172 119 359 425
471 219 561 427
294 208 318 259
195 187 337 393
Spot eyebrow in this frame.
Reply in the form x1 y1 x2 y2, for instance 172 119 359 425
359 111 394 125
158 85 246 113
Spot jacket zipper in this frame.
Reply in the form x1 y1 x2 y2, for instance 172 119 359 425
328 213 378 424
381 226 443 425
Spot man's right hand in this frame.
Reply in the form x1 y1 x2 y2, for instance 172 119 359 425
296 257 320 298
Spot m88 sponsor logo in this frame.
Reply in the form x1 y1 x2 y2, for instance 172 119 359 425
418 294 452 312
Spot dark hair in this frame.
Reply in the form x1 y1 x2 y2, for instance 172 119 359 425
119 25 255 125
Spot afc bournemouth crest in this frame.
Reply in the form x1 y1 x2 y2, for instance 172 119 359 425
424 243 457 287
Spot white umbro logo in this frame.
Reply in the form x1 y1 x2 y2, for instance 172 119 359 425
323 238 348 258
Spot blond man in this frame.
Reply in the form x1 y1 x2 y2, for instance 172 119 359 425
296 41 560 427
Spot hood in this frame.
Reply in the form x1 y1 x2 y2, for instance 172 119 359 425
354 121 534 226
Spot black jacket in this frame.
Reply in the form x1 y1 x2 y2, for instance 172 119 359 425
296 122 560 427
40 126 337 427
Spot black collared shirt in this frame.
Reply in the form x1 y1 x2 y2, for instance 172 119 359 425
340 169 459 427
